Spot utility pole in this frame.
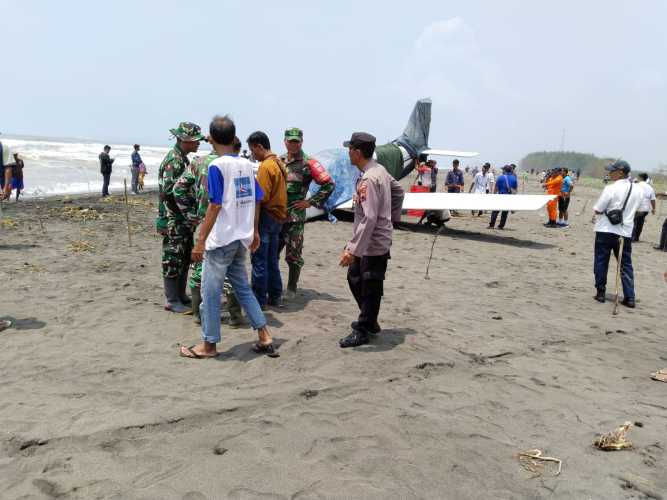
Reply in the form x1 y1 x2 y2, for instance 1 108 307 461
560 128 566 151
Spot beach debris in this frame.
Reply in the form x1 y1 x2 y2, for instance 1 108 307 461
61 206 101 221
67 240 95 253
22 262 46 273
517 449 562 477
1 217 18 229
301 389 319 399
651 368 667 383
213 444 228 456
594 421 633 451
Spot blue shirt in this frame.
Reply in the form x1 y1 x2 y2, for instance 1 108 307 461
131 151 142 167
561 175 573 193
208 161 264 205
496 174 518 194
445 169 464 187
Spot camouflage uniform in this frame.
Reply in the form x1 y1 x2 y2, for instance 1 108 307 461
280 151 335 269
158 143 193 278
157 122 205 313
174 152 216 287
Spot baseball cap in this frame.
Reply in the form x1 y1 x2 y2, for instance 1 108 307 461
605 160 631 174
169 122 205 142
284 127 303 142
343 132 376 148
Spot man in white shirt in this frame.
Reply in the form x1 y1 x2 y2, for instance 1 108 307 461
180 116 275 359
469 162 491 216
592 160 643 307
632 173 656 242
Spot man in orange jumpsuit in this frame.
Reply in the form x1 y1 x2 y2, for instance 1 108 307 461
543 168 563 227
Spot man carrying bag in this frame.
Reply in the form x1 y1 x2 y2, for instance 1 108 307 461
592 160 643 307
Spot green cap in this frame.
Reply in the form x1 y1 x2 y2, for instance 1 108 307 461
284 127 303 142
169 122 205 142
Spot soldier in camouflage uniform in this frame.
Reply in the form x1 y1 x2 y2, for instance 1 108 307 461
280 127 335 299
173 140 243 326
157 122 205 313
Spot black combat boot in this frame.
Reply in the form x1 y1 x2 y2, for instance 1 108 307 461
285 264 301 300
594 288 606 303
191 287 202 324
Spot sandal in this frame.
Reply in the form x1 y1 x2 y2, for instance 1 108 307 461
252 342 279 357
179 345 218 359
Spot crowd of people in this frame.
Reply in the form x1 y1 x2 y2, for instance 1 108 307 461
153 116 403 358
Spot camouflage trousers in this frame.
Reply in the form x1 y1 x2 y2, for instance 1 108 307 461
189 261 240 317
161 228 193 278
279 221 305 269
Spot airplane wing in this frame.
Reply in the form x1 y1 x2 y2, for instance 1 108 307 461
337 193 556 211
421 149 479 158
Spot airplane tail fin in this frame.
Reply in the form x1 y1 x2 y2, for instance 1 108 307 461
395 98 432 158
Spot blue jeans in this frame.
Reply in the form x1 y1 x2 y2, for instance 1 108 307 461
251 212 283 306
594 231 634 299
201 240 266 344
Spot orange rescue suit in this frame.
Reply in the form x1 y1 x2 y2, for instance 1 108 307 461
544 175 563 222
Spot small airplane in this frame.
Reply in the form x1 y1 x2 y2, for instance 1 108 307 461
306 98 555 220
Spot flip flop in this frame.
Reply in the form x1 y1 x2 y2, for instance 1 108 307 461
252 342 279 358
0 320 12 332
179 345 218 359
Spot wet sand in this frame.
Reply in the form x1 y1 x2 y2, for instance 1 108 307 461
1 179 666 499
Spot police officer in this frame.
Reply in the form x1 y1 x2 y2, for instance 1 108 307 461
157 122 205 313
339 132 405 348
280 128 335 299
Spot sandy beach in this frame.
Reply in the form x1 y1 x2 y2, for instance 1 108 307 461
1 178 666 499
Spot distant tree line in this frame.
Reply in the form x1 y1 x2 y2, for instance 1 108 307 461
520 151 614 177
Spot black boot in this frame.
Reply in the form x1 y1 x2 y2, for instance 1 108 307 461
285 264 301 300
191 287 202 324
164 277 190 313
351 321 381 334
339 329 370 348
178 272 191 305
594 288 606 303
225 287 244 328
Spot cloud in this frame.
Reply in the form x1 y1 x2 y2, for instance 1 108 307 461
397 18 517 110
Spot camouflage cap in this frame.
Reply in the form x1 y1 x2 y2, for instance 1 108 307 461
284 127 303 142
170 122 205 142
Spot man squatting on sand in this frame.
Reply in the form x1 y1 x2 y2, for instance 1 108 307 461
181 116 275 358
338 132 405 348
279 127 335 300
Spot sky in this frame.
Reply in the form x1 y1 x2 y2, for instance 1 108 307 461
1 0 666 169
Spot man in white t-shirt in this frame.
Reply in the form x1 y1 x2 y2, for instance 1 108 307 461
469 162 491 216
180 116 275 359
592 160 643 307
632 173 656 242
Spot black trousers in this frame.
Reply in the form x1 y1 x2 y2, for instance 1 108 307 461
347 254 389 331
632 211 648 242
489 210 508 228
102 173 111 196
594 232 634 299
658 217 667 251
